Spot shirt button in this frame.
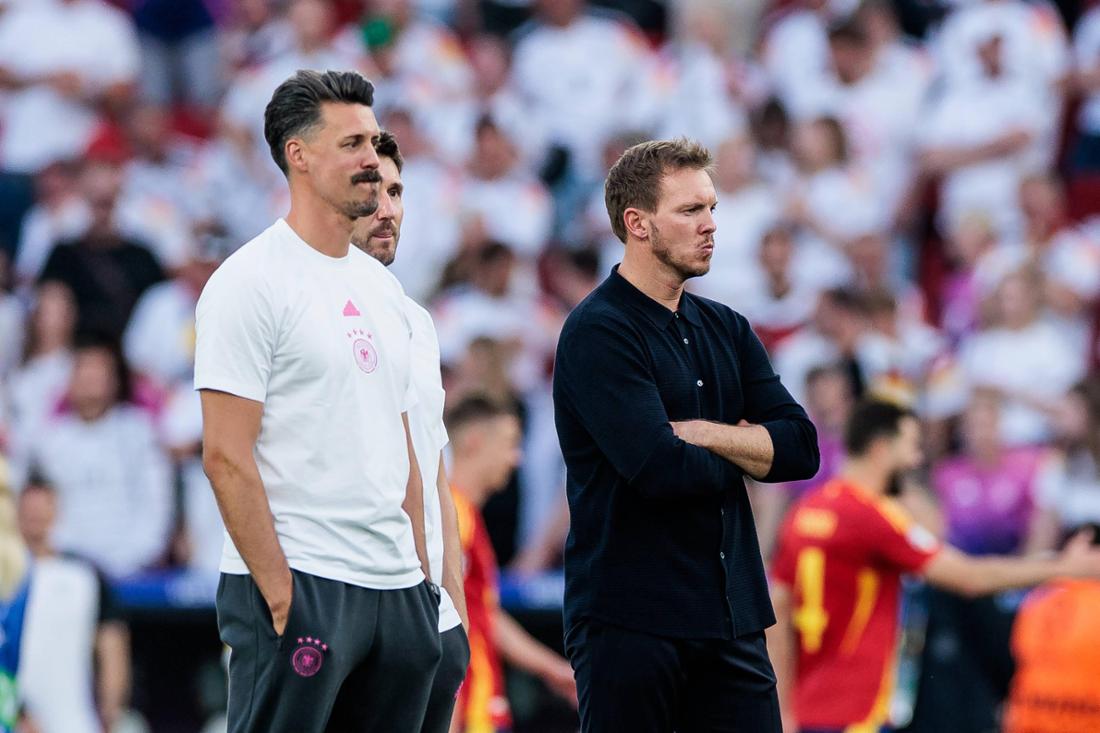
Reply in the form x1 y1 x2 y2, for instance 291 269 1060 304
674 313 680 319
696 379 704 387
683 338 690 345
719 552 726 559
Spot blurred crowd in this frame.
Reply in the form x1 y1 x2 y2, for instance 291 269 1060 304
2 0 1100 730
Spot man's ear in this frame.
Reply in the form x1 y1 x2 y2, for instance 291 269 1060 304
623 208 648 241
285 138 309 174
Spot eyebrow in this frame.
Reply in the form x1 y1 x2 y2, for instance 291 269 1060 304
389 182 404 195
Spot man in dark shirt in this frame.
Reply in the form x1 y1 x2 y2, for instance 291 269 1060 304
38 161 164 339
553 138 819 733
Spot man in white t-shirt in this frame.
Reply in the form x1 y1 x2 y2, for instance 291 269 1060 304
350 130 470 733
195 70 440 733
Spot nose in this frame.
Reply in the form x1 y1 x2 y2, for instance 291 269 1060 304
701 210 717 235
361 141 380 170
375 191 395 220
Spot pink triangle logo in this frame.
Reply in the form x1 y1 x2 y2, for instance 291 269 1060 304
342 300 361 317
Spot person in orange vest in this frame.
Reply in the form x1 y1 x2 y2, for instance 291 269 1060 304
1003 524 1100 733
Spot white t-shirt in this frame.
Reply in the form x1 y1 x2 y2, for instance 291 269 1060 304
403 296 461 633
959 319 1085 445
19 555 108 733
194 219 424 590
0 0 140 173
918 76 1048 238
1035 449 1100 528
458 172 553 260
123 279 197 388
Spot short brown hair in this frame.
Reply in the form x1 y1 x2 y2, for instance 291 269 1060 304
604 138 713 244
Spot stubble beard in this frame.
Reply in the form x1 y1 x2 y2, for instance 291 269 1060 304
651 223 711 281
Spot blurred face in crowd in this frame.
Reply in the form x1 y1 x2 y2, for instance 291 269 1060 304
977 35 1004 79
641 167 717 281
538 0 583 27
1052 390 1091 447
792 120 842 172
351 155 403 266
947 215 996 268
473 248 516 297
293 102 382 221
289 0 333 50
829 35 872 85
714 135 756 193
962 392 1003 457
470 36 510 94
30 281 77 354
17 486 56 557
759 226 794 283
69 346 121 422
806 369 852 432
996 271 1040 330
474 123 518 180
1019 175 1063 229
460 414 523 493
128 104 171 160
81 162 124 238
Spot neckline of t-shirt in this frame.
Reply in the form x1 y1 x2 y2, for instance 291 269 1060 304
275 218 353 267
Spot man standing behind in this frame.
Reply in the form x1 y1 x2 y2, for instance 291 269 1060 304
195 70 439 733
553 138 820 732
350 130 470 733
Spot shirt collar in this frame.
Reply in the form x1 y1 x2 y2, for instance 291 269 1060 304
605 265 703 329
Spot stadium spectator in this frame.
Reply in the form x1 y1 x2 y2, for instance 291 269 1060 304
17 477 131 733
5 282 78 465
13 161 91 288
131 0 221 112
37 161 165 340
459 115 553 260
737 222 818 351
917 31 1051 240
958 266 1083 446
1028 379 1100 552
19 336 173 578
1070 2 1100 171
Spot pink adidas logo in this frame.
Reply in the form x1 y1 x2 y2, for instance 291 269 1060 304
343 300 361 317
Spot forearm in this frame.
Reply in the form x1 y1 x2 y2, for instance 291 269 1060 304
494 609 561 677
930 552 1064 597
95 623 130 728
403 414 431 581
681 421 774 479
204 450 290 608
437 454 468 629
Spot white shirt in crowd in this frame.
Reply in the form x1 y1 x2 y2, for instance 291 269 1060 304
0 0 140 173
459 173 553 260
510 12 660 178
123 279 198 388
403 297 462 633
1035 449 1100 529
28 405 173 578
959 319 1085 446
934 0 1069 93
655 42 749 151
762 7 830 117
194 219 424 590
19 554 114 733
386 157 464 303
918 76 1049 238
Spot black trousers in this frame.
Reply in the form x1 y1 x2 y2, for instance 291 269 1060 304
217 570 441 733
567 618 781 733
421 624 470 733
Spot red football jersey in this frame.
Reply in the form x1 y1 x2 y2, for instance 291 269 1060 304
771 478 940 730
453 489 512 733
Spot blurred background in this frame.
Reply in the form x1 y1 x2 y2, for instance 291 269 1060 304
1 0 1100 730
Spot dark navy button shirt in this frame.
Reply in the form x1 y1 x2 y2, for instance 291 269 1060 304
553 267 819 640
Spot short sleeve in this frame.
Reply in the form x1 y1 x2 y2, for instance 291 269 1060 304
865 498 940 574
193 263 277 403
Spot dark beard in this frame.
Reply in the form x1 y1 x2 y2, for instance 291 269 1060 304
345 170 382 218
